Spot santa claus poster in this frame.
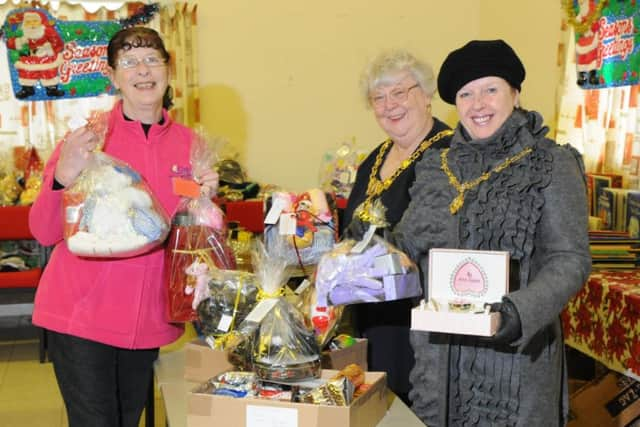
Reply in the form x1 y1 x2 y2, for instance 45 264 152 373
2 8 121 101
569 0 640 89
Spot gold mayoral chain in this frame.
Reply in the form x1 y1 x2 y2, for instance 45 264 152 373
441 146 533 215
355 129 453 224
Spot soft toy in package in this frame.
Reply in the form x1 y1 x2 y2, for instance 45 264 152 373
315 234 422 307
165 134 236 323
263 189 337 267
63 113 170 257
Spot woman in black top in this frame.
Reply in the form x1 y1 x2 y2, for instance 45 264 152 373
342 49 452 405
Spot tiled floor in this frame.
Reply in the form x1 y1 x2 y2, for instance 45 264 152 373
0 313 193 427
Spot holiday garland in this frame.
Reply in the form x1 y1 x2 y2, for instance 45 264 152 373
562 0 607 34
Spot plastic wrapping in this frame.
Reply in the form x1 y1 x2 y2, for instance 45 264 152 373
63 113 170 257
226 241 321 382
318 139 365 199
165 134 236 323
263 189 337 267
315 235 422 307
196 269 259 348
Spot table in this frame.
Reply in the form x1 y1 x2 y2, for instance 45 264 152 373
562 269 640 380
154 349 426 427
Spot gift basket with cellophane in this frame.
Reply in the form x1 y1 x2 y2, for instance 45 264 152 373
63 112 170 258
225 241 321 382
315 233 422 307
165 133 236 323
263 189 337 267
196 269 259 349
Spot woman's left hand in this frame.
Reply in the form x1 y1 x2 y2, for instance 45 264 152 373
196 170 219 199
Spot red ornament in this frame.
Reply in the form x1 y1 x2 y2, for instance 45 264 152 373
600 76 605 84
70 87 77 95
75 29 82 35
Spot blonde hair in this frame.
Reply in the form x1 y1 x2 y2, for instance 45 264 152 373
360 49 436 106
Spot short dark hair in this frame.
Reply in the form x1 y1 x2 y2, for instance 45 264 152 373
107 27 170 68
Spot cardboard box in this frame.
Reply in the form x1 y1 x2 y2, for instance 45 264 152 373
321 339 368 371
187 370 387 427
184 340 234 383
411 305 500 336
569 372 640 427
411 249 509 336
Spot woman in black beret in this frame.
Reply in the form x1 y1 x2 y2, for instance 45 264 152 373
342 49 453 406
389 39 591 426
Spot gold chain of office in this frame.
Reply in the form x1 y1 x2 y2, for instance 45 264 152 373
441 146 533 215
356 129 453 223
561 0 607 34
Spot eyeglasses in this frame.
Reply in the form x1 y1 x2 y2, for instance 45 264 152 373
370 84 420 110
117 55 166 69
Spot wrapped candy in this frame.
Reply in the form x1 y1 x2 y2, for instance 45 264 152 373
263 189 337 267
165 134 236 323
226 241 321 382
315 235 422 307
63 112 170 257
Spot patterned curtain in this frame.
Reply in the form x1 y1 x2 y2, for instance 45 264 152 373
0 0 199 168
556 14 640 189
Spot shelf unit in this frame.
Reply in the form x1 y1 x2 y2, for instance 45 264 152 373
0 204 47 362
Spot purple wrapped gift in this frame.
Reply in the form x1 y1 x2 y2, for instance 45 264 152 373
316 238 422 306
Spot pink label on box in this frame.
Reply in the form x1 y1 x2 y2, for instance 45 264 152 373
449 258 488 298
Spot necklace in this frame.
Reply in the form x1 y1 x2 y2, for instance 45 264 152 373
355 129 453 224
441 146 533 215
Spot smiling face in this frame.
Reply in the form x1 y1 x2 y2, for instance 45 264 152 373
370 73 433 148
108 46 169 122
455 76 519 140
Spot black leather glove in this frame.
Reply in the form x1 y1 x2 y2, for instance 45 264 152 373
344 216 369 240
488 298 522 345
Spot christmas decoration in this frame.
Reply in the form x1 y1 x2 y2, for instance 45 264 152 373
1 4 160 101
564 0 640 88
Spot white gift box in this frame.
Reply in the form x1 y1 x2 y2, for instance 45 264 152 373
411 248 510 336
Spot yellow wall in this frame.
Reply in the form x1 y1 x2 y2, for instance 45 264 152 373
198 1 561 191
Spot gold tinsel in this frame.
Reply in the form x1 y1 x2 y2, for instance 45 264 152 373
562 0 607 34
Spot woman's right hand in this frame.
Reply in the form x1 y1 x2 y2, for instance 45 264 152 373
54 127 99 187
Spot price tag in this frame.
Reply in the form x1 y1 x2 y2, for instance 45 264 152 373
217 314 233 332
278 213 297 235
264 197 286 225
244 299 278 324
294 279 311 295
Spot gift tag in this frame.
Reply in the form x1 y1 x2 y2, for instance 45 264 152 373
244 298 278 324
171 177 200 198
217 314 233 332
264 197 286 225
294 279 311 295
351 224 377 253
278 213 297 235
65 205 82 223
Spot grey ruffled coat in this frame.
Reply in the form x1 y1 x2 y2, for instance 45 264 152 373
392 110 591 426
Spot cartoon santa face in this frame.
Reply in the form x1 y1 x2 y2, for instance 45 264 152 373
22 12 45 40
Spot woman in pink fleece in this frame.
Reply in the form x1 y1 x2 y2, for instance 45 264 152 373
28 27 218 427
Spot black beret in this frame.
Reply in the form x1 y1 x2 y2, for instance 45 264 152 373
437 39 526 105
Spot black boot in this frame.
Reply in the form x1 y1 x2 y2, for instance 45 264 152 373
577 72 588 87
15 86 35 99
588 70 600 85
45 86 65 97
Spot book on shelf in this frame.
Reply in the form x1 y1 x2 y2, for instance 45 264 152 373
586 173 623 217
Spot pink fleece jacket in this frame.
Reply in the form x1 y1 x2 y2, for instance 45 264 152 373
30 101 193 349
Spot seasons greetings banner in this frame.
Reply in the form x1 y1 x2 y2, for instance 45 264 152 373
1 5 158 101
567 0 640 89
